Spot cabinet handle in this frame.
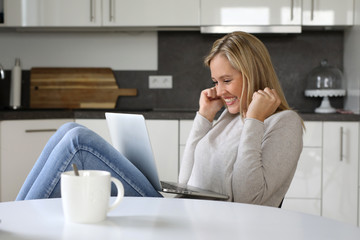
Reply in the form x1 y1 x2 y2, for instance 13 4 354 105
311 0 314 21
109 0 115 22
340 126 343 161
25 129 57 133
90 0 96 22
290 0 294 21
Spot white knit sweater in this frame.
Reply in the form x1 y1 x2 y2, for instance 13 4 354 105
178 109 303 207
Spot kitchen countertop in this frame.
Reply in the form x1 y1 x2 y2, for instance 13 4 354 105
0 109 359 121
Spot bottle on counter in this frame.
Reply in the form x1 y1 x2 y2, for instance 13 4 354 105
9 58 22 109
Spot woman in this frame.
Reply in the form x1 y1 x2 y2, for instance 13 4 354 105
179 32 303 207
17 31 303 207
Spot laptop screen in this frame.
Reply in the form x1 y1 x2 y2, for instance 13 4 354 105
105 112 162 191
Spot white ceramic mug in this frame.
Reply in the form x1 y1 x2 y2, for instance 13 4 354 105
61 170 124 223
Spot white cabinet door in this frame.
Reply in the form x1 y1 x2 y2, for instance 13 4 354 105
4 0 102 26
284 148 322 197
75 119 111 143
145 120 179 182
0 119 73 202
302 121 322 147
282 199 321 216
103 0 200 26
3 0 23 26
200 0 301 26
179 120 194 165
283 121 322 216
323 122 359 225
283 148 322 216
302 0 354 26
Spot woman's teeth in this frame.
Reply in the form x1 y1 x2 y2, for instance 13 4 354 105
224 97 237 105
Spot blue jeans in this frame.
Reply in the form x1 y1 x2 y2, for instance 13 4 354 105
16 122 163 200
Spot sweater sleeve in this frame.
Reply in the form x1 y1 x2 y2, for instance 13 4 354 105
232 111 303 205
178 112 213 184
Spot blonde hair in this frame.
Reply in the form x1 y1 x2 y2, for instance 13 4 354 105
204 31 291 116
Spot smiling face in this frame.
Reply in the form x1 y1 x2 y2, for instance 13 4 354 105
205 31 290 116
209 54 247 114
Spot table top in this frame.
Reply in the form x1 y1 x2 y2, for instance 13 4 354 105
1 197 360 240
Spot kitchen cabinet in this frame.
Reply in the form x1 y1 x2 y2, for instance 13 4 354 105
4 0 102 27
284 121 359 226
200 0 302 33
102 0 200 27
145 120 179 182
302 0 354 26
283 121 322 216
4 0 355 29
322 122 359 225
2 0 22 26
4 0 199 27
179 120 194 165
0 119 72 202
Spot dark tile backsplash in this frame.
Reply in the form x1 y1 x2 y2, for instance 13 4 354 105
117 31 345 113
0 31 344 113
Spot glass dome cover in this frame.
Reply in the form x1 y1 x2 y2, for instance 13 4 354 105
306 59 345 90
304 59 346 113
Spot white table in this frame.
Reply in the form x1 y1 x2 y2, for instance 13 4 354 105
0 197 359 240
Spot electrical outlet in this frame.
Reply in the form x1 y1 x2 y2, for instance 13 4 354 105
149 75 173 89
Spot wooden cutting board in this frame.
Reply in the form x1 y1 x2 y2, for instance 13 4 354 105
30 68 137 109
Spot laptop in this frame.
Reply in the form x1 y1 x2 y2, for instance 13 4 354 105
105 112 229 200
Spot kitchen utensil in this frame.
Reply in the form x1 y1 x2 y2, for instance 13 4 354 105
306 59 344 90
304 60 346 113
9 58 22 109
0 64 4 79
72 164 79 176
30 68 137 109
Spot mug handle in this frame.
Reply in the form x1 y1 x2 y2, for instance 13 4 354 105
108 177 124 212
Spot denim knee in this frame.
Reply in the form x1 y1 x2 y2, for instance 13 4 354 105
64 124 100 146
58 122 83 132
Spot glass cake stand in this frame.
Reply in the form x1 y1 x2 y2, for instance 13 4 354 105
304 89 346 113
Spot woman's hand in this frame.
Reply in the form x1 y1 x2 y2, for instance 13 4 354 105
198 87 224 122
245 87 281 122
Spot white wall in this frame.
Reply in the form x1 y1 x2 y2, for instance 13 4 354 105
0 31 158 70
344 0 360 113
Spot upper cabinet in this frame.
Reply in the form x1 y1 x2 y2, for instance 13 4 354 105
3 0 355 29
3 0 200 27
200 0 302 33
302 0 354 26
4 0 102 27
102 0 199 27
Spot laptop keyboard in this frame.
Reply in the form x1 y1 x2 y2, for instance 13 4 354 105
161 182 197 193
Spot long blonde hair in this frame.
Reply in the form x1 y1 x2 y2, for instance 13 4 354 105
204 31 291 116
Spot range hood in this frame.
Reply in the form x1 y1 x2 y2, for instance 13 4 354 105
200 25 302 34
199 1 303 35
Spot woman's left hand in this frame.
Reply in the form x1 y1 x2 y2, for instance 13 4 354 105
245 87 281 122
